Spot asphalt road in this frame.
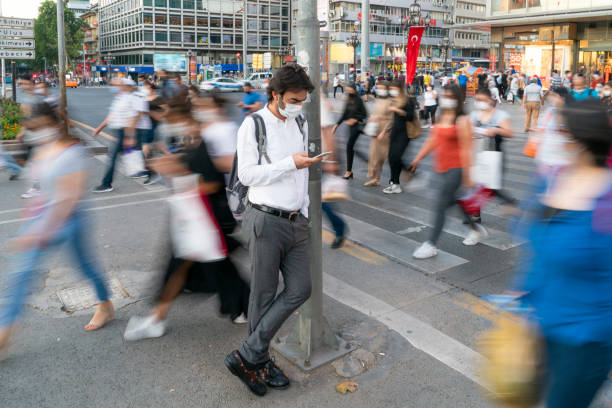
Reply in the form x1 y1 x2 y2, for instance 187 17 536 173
3 86 611 407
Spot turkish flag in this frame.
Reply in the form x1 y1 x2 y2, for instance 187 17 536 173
405 26 425 86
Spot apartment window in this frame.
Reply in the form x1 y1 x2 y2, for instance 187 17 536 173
223 19 233 29
248 19 257 30
170 31 181 42
199 34 209 44
235 34 242 44
282 6 288 16
260 20 269 30
247 3 256 14
247 33 257 44
282 21 288 31
143 0 152 6
270 36 280 46
260 5 269 14
197 0 205 10
155 14 167 24
143 13 153 24
183 15 195 26
260 35 268 46
282 37 288 46
270 5 280 16
144 54 153 64
155 31 167 41
183 32 195 42
169 0 181 8
169 14 180 25
210 17 220 28
235 19 242 29
270 20 280 30
197 16 208 26
210 34 221 43
223 34 232 44
183 0 195 9
155 0 166 7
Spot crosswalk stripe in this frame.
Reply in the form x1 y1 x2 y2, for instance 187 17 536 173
340 214 469 274
348 188 525 250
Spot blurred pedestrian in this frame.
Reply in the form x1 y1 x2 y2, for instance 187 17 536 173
92 78 139 193
237 82 262 117
383 81 416 194
410 84 487 259
422 84 438 128
364 81 392 187
523 78 543 133
512 99 612 408
332 82 367 180
600 81 612 109
568 74 597 101
333 73 343 98
0 103 114 357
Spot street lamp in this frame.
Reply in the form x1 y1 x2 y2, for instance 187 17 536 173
186 49 193 84
345 27 360 82
439 36 452 73
401 1 431 75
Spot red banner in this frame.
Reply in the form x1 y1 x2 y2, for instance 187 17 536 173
405 26 425 86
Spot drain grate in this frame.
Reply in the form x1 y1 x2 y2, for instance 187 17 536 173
57 278 130 312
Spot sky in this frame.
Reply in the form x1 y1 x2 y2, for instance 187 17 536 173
1 0 45 19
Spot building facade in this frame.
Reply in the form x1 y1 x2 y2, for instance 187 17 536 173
97 0 291 77
81 6 101 80
306 0 490 78
484 0 612 83
68 0 92 18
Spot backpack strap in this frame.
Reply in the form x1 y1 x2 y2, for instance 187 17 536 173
295 114 306 146
251 113 271 164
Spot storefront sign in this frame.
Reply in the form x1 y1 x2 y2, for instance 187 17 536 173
510 53 522 67
489 55 497 71
153 53 187 72
330 43 354 64
356 43 384 58
189 56 197 82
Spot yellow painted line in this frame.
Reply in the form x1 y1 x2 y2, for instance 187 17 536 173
322 230 387 265
70 119 116 141
451 292 520 325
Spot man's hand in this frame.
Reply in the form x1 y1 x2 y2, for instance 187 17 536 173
237 102 245 108
93 126 102 136
292 152 322 169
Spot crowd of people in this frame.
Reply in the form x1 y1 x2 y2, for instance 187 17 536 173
1 62 611 407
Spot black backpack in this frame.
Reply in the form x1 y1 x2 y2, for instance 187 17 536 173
226 113 305 221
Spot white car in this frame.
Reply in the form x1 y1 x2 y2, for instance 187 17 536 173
199 77 244 92
245 72 272 89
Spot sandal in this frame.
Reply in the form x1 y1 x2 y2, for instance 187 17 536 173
85 306 115 331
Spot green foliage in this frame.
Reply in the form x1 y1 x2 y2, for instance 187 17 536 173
0 99 23 140
32 0 87 71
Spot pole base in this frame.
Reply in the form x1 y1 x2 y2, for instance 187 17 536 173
272 334 355 372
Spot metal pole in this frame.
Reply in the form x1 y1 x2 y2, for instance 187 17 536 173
1 59 5 99
11 60 16 101
550 24 555 77
242 0 248 78
360 0 369 82
271 0 354 371
57 0 67 110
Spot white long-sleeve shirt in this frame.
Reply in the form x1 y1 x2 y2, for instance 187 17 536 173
236 107 310 216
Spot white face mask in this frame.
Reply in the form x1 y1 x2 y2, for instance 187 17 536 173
389 89 400 97
278 99 302 119
161 121 191 139
427 87 432 92
604 90 612 97
376 89 388 97
193 110 217 123
475 101 490 111
439 97 457 110
110 86 120 95
26 127 59 145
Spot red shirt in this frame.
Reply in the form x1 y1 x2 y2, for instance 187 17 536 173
434 125 465 173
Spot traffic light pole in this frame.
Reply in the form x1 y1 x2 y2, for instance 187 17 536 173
57 0 67 110
360 0 370 81
271 0 355 371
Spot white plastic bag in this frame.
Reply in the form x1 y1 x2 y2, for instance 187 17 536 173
472 150 503 190
122 148 145 176
168 190 227 262
322 174 350 202
363 121 379 137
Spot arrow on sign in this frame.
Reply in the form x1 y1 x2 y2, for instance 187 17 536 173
0 50 36 59
0 39 35 49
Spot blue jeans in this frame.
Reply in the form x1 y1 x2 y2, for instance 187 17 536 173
0 150 22 176
322 203 345 238
0 211 109 328
101 128 125 187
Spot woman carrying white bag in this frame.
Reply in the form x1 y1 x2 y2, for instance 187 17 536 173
124 95 249 341
469 87 517 224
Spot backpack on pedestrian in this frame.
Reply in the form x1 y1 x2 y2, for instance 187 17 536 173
226 113 305 220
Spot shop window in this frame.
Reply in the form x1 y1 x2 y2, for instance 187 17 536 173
197 16 207 26
155 0 166 7
155 31 167 41
223 34 232 44
223 19 233 29
170 31 181 42
211 17 220 28
183 0 195 9
211 34 221 43
143 13 153 24
169 14 180 25
169 0 181 8
155 14 167 24
184 15 195 26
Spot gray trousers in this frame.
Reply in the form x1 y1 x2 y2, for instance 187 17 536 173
239 206 312 364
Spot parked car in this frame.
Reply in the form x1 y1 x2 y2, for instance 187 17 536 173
66 78 79 88
199 77 244 92
244 72 271 89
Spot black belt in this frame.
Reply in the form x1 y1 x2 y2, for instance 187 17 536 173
250 203 301 221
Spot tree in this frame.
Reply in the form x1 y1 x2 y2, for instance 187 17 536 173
32 0 86 71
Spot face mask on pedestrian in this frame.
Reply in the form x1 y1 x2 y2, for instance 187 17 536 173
27 126 60 146
475 100 490 111
439 97 457 110
426 87 433 92
160 121 191 138
596 85 603 93
376 89 388 97
389 89 400 97
277 96 302 119
110 86 120 95
604 90 612 97
193 109 218 123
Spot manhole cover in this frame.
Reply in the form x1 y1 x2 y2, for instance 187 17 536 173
57 278 130 312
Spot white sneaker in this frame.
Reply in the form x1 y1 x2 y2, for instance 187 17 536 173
383 183 402 194
21 188 40 199
412 241 438 259
123 315 167 341
232 313 248 324
462 225 488 246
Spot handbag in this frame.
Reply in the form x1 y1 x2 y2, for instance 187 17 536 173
168 189 228 262
363 121 379 137
523 137 539 158
322 174 350 202
472 150 503 190
122 148 145 176
457 185 494 215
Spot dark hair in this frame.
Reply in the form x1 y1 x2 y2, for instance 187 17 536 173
442 84 466 119
29 102 73 141
390 79 404 91
266 63 315 102
377 80 389 88
167 92 191 116
243 81 252 88
562 99 612 167
552 69 558 74
550 86 569 99
475 87 492 98
188 84 199 94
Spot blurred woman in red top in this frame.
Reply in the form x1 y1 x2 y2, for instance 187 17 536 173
409 84 487 259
